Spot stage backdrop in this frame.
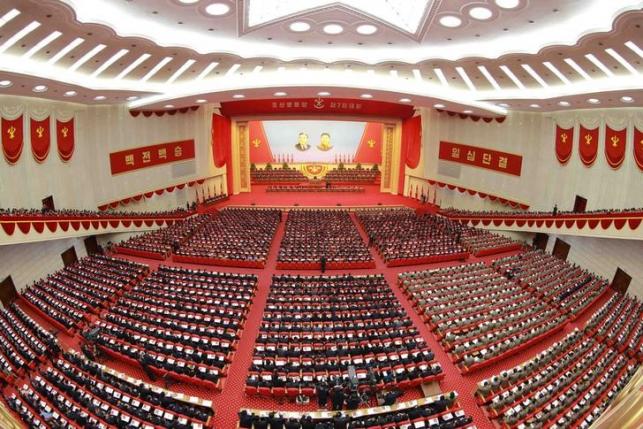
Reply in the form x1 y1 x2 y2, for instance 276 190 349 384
249 120 382 164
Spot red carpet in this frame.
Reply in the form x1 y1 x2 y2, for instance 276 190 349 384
9 188 614 429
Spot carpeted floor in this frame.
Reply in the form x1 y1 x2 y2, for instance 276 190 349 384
8 188 617 429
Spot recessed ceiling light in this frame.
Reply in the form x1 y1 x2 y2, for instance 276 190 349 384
439 16 462 28
126 96 139 101
0 80 12 88
620 96 634 103
498 103 510 108
178 0 200 3
164 104 174 108
558 101 570 106
323 24 344 35
196 99 207 103
64 90 77 97
232 94 245 99
495 0 520 9
33 85 48 93
289 21 310 32
94 95 106 100
530 103 540 108
399 98 411 103
317 91 331 96
587 98 600 104
274 91 287 96
356 24 378 35
463 110 473 114
205 2 230 16
360 93 373 99
469 7 493 20
434 103 446 109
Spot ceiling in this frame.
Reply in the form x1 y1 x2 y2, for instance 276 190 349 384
0 0 641 114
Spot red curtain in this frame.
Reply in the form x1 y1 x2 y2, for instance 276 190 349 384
604 125 626 169
554 125 573 164
30 117 51 163
398 115 422 194
579 125 598 166
56 118 75 161
2 115 24 164
211 114 230 168
634 127 643 171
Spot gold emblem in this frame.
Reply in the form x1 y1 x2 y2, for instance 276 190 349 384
61 127 69 138
313 97 325 109
584 134 593 145
611 135 620 147
367 139 376 148
36 126 44 138
7 126 16 139
560 133 568 143
252 138 261 148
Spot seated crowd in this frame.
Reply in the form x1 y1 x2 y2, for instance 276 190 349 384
6 350 214 429
238 392 474 429
440 207 643 218
452 225 522 257
0 303 60 382
251 167 307 183
93 265 258 389
493 249 610 319
324 168 379 184
21 255 149 332
114 214 216 259
200 194 228 206
267 185 365 193
585 292 642 361
475 329 640 428
399 262 566 372
356 209 467 266
174 209 280 267
0 207 192 219
277 210 374 269
246 274 442 398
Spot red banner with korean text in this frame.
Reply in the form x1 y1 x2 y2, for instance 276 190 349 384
56 118 75 162
579 125 599 166
30 117 51 163
109 140 195 175
635 127 643 171
555 125 573 164
1 115 24 164
438 141 522 176
604 125 626 169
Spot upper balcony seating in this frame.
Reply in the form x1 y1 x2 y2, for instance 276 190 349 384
475 329 640 429
399 262 566 374
6 350 214 429
356 209 468 267
324 168 380 184
492 249 610 320
251 168 307 183
238 392 474 429
245 274 442 398
174 209 280 268
277 210 374 269
93 265 258 390
585 292 642 361
114 214 215 260
21 255 149 333
0 207 192 220
440 207 643 219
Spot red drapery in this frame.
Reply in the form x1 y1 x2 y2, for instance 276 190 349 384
211 114 230 168
1 115 24 164
354 122 383 164
398 115 422 194
56 118 75 161
30 117 51 163
248 121 273 163
554 125 573 164
604 125 626 169
578 125 598 166
634 127 643 171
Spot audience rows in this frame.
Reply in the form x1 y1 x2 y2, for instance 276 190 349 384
324 168 380 184
251 168 307 183
267 185 365 193
0 207 192 220
277 210 374 269
453 226 522 257
440 207 643 219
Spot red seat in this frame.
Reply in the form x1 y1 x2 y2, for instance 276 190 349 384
257 386 271 396
244 385 258 396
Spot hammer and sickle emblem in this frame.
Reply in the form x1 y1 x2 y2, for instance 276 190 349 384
36 126 44 138
611 136 619 147
7 126 16 139
584 134 592 145
61 127 69 138
313 97 325 109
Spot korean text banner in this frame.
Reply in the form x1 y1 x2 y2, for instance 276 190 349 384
109 140 195 175
438 141 522 176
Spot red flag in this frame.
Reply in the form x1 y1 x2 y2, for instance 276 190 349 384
604 125 626 169
2 115 24 164
579 125 598 166
30 117 51 163
634 127 643 171
555 125 573 164
56 118 75 161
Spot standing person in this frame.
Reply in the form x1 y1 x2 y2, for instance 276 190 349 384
317 382 329 409
553 204 558 216
320 255 327 273
331 386 345 411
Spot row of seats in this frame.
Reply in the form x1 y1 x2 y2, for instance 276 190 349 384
453 227 522 257
475 329 640 428
266 185 365 192
277 210 374 268
93 265 257 389
251 168 307 183
493 249 610 319
440 207 643 218
0 207 192 220
356 209 468 266
174 209 280 266
114 214 216 259
246 274 442 397
239 392 474 429
21 255 149 332
324 168 380 183
585 292 642 361
399 262 566 373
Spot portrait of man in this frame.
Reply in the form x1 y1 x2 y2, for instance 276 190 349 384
317 132 333 151
295 132 310 151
